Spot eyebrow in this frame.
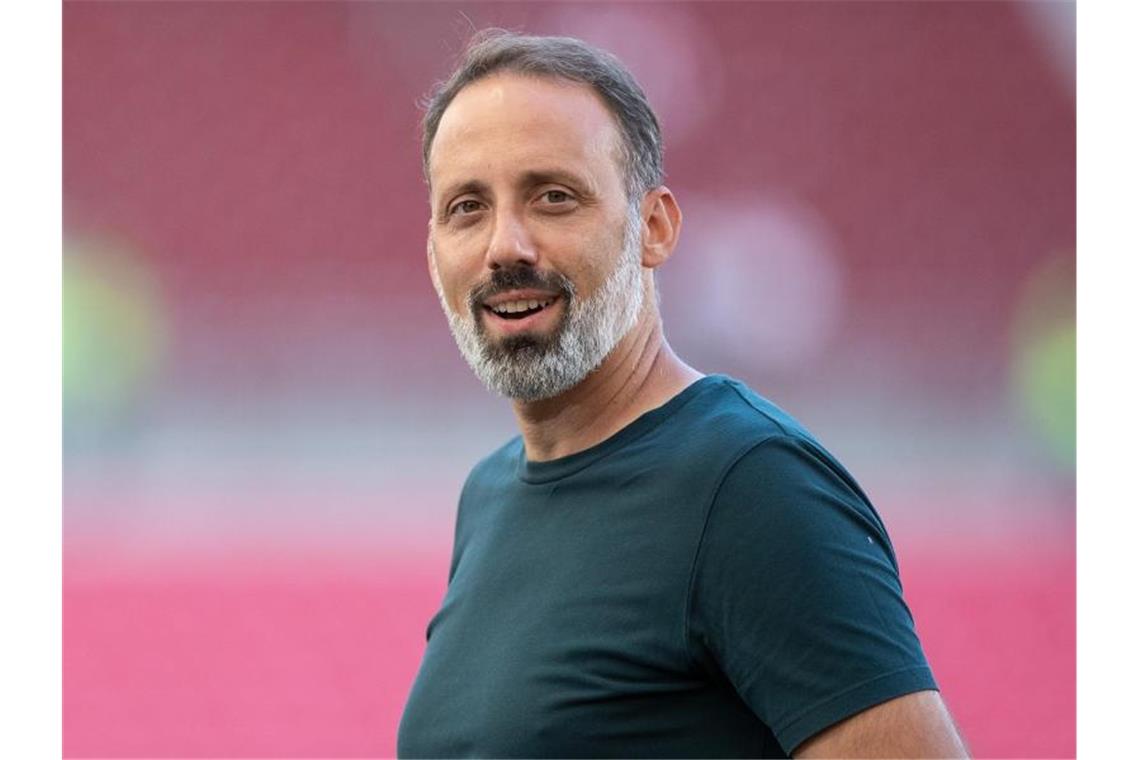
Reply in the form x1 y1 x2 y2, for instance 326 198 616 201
518 169 594 193
434 180 490 216
434 169 596 216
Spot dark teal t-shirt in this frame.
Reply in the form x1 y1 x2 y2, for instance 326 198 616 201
398 375 936 758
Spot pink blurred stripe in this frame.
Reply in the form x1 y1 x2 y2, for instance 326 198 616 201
64 538 1073 758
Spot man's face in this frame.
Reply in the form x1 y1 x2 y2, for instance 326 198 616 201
426 73 645 401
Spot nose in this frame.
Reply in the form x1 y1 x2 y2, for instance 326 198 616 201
485 207 538 270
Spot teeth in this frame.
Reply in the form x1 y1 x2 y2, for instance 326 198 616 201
491 298 553 314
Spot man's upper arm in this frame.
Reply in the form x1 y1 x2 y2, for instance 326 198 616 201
688 434 942 752
793 690 969 758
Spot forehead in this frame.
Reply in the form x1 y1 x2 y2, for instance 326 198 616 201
428 73 625 195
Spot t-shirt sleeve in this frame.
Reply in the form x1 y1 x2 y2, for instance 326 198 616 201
686 434 937 754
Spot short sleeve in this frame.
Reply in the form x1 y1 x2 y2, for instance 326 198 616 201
687 435 937 754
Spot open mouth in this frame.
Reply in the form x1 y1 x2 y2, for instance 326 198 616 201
483 296 557 320
478 293 564 336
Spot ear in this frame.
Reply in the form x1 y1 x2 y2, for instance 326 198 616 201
639 186 682 270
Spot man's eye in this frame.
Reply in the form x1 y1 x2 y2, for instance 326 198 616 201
543 190 571 204
450 200 482 216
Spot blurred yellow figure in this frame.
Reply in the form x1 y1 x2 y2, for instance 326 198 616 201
64 235 168 430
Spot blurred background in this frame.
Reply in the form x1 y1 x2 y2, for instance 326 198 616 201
63 2 1074 757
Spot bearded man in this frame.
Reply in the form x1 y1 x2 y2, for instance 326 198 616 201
397 30 969 759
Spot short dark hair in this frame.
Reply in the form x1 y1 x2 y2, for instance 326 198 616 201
421 29 665 200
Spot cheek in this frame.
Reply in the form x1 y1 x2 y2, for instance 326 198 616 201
576 229 625 290
428 243 474 312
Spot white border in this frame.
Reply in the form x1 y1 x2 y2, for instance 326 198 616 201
1077 1 1139 756
15 2 1119 757
0 0 61 757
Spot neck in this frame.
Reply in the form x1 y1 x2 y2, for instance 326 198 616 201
510 305 704 462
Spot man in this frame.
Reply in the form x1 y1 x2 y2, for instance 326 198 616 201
397 30 969 759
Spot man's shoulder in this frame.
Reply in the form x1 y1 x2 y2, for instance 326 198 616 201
454 376 829 492
670 374 820 454
696 377 862 495
463 435 523 489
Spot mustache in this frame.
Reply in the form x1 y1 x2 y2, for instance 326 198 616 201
468 267 576 310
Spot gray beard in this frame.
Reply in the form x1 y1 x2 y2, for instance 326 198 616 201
433 208 644 402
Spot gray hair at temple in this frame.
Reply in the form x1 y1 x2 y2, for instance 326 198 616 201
420 29 665 201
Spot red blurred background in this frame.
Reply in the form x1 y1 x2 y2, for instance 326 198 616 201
63 2 1075 757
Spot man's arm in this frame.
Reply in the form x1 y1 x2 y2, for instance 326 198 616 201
793 690 969 758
